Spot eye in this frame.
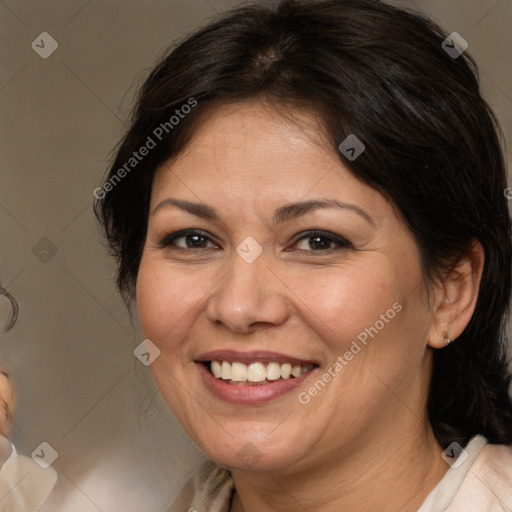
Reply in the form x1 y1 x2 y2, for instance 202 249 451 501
291 230 352 253
158 229 219 250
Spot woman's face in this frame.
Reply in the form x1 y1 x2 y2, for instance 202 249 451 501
136 101 437 473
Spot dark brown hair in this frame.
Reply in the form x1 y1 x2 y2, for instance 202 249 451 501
95 0 512 447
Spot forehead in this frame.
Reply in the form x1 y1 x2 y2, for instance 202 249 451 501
161 102 332 171
150 101 394 225
154 102 350 188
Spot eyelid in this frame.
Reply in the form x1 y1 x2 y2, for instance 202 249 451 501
157 229 220 249
293 230 351 245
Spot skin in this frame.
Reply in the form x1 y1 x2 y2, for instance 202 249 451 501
0 372 15 464
0 372 14 437
136 101 484 512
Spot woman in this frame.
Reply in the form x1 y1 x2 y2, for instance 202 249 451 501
0 284 58 512
0 284 17 466
0 285 19 505
95 0 512 510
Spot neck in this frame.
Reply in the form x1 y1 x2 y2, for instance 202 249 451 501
230 421 447 512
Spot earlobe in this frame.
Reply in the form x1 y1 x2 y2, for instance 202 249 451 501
426 238 485 349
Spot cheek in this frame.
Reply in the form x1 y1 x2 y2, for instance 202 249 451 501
136 259 204 344
284 263 399 352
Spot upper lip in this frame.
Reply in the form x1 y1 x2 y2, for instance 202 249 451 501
195 350 319 366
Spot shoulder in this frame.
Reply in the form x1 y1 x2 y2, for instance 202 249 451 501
165 459 234 512
448 442 512 511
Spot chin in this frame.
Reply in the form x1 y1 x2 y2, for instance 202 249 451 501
197 429 306 473
211 450 298 473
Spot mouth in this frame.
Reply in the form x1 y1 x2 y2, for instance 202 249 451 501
194 350 319 403
200 360 316 385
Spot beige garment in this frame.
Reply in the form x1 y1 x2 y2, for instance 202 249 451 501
166 436 512 512
442 440 512 511
166 459 234 512
0 442 58 512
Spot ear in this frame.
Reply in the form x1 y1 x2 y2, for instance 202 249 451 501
427 239 485 349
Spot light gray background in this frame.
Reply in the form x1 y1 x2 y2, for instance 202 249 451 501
0 0 511 510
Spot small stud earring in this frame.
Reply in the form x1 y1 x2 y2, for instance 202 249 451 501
443 331 451 346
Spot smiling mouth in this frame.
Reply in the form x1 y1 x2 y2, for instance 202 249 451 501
203 360 317 385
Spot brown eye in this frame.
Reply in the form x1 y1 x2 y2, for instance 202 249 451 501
293 230 351 253
158 230 219 250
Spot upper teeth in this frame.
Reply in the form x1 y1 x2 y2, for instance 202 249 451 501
210 361 313 382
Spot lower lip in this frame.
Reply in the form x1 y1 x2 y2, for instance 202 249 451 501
196 363 317 404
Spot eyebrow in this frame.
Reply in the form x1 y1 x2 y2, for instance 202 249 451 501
152 198 375 226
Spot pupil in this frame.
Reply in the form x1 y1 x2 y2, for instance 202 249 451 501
187 235 206 248
310 236 330 250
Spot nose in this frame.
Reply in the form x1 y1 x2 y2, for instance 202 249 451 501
206 250 289 334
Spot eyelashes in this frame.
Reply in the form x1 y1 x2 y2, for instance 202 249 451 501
158 229 218 250
157 229 352 254
292 230 352 253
